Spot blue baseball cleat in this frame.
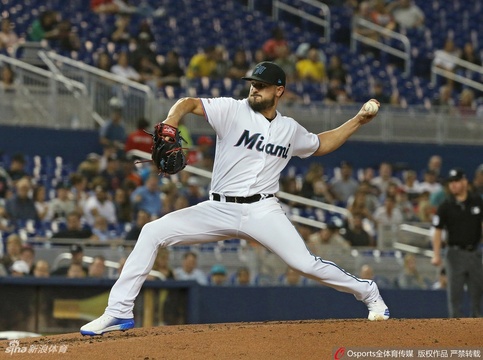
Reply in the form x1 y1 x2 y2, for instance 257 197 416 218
80 314 135 336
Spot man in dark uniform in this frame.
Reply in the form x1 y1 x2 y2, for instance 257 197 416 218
431 168 483 317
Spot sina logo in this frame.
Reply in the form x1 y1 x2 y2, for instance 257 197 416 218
234 130 290 158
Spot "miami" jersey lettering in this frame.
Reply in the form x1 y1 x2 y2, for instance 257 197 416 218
234 130 290 159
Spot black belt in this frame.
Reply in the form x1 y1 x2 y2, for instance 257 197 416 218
211 193 274 204
448 244 477 252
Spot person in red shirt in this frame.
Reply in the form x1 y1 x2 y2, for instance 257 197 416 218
125 117 153 154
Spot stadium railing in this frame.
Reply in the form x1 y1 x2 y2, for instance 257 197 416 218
430 53 483 93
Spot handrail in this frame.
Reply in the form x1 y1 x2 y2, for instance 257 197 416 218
42 51 153 95
351 17 411 76
430 53 483 92
0 54 87 94
273 0 331 43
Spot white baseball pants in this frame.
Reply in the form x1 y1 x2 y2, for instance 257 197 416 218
105 198 376 318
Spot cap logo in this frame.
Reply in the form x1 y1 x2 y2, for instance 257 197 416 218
449 170 457 177
253 65 267 75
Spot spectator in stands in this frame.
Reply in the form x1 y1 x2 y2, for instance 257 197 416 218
347 180 379 214
370 0 396 32
326 55 347 85
373 195 404 228
300 163 334 204
91 215 119 242
295 47 327 83
124 209 150 241
83 185 117 227
309 218 351 252
48 182 76 221
418 170 443 196
125 117 153 154
234 266 251 286
226 49 250 79
69 172 90 211
7 153 28 183
99 97 127 155
10 260 30 277
457 88 476 117
431 267 447 290
209 264 228 286
52 211 93 239
358 264 392 289
1 64 16 93
99 155 124 192
346 189 377 238
110 14 131 45
5 177 39 222
0 18 20 55
130 174 162 219
371 162 402 196
77 153 102 184
51 244 88 276
273 44 297 84
110 51 140 82
432 85 455 114
88 255 107 278
396 253 427 289
425 155 444 183
185 46 218 80
472 164 483 198
212 45 230 79
67 263 87 278
372 82 391 104
132 47 161 87
182 176 207 206
400 169 422 205
0 233 22 273
20 245 35 274
386 0 425 30
344 213 375 247
32 259 50 278
27 10 60 42
460 42 481 67
148 247 174 280
353 1 381 44
114 187 132 224
173 251 208 285
433 38 461 75
415 190 432 223
330 161 359 205
96 52 112 73
262 26 288 61
33 184 50 221
279 267 305 286
158 50 184 87
54 20 81 52
324 78 352 105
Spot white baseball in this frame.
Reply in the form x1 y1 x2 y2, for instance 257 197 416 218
363 101 379 115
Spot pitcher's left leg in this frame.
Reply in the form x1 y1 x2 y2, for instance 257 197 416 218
241 199 389 320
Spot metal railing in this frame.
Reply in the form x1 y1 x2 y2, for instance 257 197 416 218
272 0 331 43
0 54 90 129
351 17 411 76
430 52 483 92
41 51 157 130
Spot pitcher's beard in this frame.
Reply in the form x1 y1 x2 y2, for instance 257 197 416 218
248 96 275 112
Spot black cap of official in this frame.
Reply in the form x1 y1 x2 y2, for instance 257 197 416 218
242 61 286 86
447 168 466 182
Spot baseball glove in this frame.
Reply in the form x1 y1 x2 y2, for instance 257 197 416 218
150 123 187 175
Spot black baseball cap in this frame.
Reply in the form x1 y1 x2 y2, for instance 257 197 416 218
447 168 466 182
242 61 286 86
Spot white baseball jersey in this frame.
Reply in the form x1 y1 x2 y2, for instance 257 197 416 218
201 98 320 196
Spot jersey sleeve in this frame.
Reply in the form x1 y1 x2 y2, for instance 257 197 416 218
200 98 238 139
432 203 447 229
291 122 320 158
